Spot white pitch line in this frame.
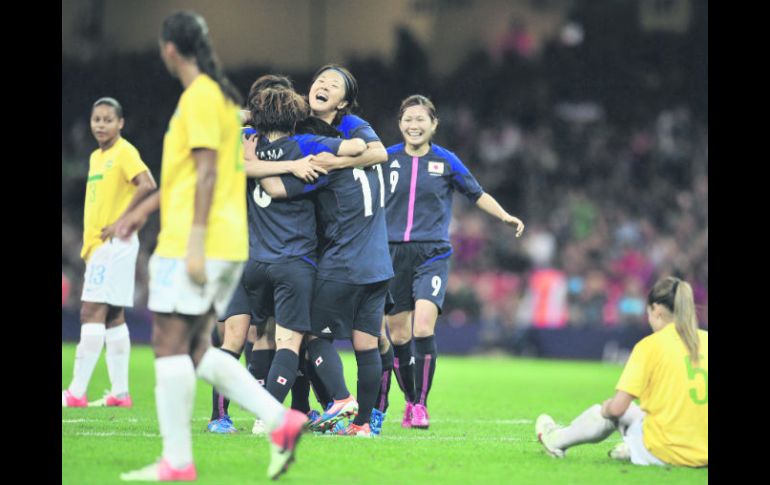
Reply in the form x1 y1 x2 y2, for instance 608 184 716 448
64 417 532 425
69 431 528 442
62 418 139 423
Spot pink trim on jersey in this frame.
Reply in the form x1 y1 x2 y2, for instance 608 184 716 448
403 156 419 241
419 354 432 405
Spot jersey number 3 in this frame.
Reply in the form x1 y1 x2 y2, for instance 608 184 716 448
252 183 272 208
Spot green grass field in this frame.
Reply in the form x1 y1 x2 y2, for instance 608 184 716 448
62 344 707 484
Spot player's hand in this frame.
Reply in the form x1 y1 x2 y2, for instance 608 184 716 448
308 151 341 171
100 221 118 241
115 210 147 241
503 214 525 237
600 399 613 419
186 225 207 286
242 132 258 161
291 156 328 183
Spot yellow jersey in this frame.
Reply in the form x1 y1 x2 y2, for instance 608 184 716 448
81 137 149 261
616 323 708 467
154 74 247 261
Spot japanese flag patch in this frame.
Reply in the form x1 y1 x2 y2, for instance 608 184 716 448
315 356 324 367
277 376 288 385
428 161 444 175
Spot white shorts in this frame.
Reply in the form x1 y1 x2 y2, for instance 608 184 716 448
624 417 666 466
81 234 140 308
147 255 244 318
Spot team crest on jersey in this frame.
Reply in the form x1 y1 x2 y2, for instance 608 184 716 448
390 160 401 169
428 161 444 175
105 160 114 170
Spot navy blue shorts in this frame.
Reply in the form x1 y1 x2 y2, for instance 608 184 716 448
310 279 390 339
241 257 317 333
387 242 452 315
218 277 269 327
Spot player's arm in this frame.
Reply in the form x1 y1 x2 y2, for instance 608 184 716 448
186 148 217 285
242 133 327 182
475 193 524 237
312 140 386 169
259 176 288 199
261 172 328 201
101 171 158 241
601 390 637 419
115 191 160 240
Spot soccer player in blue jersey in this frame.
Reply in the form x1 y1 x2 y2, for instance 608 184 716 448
264 65 394 434
243 85 367 414
258 70 394 436
208 75 333 433
382 95 524 429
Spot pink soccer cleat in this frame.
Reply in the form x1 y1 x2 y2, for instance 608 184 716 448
62 390 87 408
89 393 133 408
267 409 309 480
120 459 197 481
337 422 373 437
401 402 414 428
411 403 430 429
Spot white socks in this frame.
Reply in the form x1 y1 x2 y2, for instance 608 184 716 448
68 323 106 397
155 355 196 469
196 347 285 431
105 324 131 396
550 404 616 450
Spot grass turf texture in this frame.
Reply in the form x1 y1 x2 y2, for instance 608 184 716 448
62 344 707 484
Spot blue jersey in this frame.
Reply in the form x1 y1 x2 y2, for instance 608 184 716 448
247 134 342 263
283 165 393 285
384 143 484 243
336 114 380 145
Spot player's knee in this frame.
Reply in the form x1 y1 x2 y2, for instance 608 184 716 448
105 306 125 327
80 302 107 324
378 334 391 353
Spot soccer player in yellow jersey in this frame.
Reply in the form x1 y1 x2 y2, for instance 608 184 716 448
535 277 708 467
117 11 307 483
62 97 156 409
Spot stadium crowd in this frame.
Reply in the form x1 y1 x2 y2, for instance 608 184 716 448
62 10 707 338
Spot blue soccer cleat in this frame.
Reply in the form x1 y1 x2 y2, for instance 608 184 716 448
207 415 237 434
311 396 358 432
370 409 386 436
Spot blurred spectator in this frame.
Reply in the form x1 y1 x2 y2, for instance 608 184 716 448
62 272 71 308
62 10 707 330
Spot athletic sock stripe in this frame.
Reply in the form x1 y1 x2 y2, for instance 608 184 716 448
419 354 432 406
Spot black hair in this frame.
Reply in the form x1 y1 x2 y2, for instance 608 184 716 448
398 94 438 121
161 11 243 105
249 87 309 135
92 97 123 118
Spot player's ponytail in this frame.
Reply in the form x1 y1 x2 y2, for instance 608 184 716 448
161 11 243 106
673 279 700 365
647 277 700 365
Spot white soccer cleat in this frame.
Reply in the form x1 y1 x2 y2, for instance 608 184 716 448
535 414 565 458
608 442 631 461
252 418 266 436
